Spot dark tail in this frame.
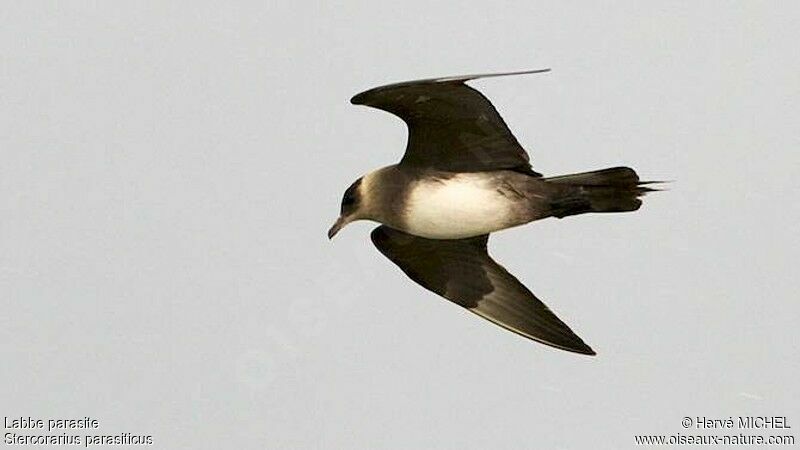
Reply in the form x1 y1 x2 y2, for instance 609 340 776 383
545 167 657 218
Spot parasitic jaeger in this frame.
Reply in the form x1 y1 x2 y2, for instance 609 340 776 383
328 69 656 356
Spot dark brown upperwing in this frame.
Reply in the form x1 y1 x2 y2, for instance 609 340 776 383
370 226 595 355
351 70 549 175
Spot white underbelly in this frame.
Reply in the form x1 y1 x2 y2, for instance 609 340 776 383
403 174 518 239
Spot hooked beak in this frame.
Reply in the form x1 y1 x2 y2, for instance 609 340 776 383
327 216 350 240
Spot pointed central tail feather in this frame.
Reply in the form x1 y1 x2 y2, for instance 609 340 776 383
544 167 660 218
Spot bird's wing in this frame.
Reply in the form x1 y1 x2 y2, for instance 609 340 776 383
370 226 595 355
351 69 549 175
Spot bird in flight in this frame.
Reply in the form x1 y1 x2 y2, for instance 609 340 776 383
328 69 656 355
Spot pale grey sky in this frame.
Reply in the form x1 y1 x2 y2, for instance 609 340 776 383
1 2 798 449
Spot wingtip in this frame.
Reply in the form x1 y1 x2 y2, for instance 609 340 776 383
539 328 596 356
556 340 596 356
350 92 367 105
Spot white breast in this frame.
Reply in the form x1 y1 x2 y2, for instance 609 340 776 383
404 174 519 239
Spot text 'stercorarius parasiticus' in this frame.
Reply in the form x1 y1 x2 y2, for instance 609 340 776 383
328 69 657 356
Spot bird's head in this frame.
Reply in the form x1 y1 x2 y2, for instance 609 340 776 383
328 177 365 239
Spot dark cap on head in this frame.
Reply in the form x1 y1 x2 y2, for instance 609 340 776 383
328 177 363 239
340 177 362 216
